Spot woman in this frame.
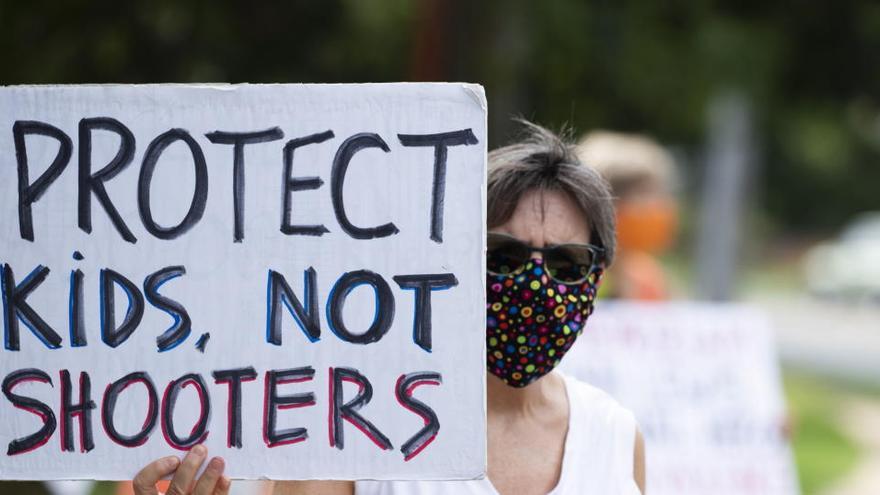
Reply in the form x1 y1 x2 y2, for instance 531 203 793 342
133 121 646 495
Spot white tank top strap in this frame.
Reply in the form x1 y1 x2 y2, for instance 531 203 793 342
553 373 640 495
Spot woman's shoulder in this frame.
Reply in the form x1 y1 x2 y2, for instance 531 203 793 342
557 372 640 490
559 372 636 425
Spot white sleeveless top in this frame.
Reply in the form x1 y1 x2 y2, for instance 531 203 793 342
356 373 641 495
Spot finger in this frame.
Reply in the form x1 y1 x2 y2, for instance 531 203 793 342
212 475 232 495
132 456 181 495
193 456 225 495
166 444 208 495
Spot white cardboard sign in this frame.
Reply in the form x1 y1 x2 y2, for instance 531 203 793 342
561 301 800 495
0 84 487 480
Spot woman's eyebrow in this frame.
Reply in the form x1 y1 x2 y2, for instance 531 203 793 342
544 232 592 247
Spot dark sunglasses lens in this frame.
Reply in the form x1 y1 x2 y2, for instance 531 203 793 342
545 246 596 283
487 237 531 276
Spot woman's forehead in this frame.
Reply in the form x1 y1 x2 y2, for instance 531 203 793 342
492 189 591 246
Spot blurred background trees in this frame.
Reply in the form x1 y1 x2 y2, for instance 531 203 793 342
3 0 879 237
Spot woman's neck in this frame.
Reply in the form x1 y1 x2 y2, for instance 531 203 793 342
486 371 566 418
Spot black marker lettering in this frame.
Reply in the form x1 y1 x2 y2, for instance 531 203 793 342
161 373 210 450
398 129 478 242
213 367 258 449
143 266 191 352
138 129 208 240
327 270 394 345
195 332 210 353
395 371 442 461
393 274 458 352
331 133 398 239
100 268 144 348
13 121 73 242
266 268 320 345
281 130 334 236
78 117 137 243
328 367 391 451
2 368 56 455
206 128 284 242
263 367 315 448
69 269 86 347
59 370 95 453
1 264 62 350
101 372 158 447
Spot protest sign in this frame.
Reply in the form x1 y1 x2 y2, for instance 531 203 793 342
561 301 800 495
0 83 487 480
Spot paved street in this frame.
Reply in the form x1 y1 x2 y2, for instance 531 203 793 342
750 295 880 384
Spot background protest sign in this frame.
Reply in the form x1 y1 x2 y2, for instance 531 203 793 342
561 301 800 495
0 83 487 480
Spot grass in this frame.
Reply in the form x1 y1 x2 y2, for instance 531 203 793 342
91 481 118 495
784 370 864 494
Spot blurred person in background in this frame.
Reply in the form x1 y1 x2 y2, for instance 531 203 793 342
576 132 679 301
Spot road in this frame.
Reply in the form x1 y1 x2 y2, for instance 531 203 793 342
749 295 880 385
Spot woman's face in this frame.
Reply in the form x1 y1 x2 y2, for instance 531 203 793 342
485 188 601 388
490 188 591 249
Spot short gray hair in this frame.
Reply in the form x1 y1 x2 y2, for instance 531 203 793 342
487 120 617 265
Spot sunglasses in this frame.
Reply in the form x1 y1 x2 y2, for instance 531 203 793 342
486 232 605 285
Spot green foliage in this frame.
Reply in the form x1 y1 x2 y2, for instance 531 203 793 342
1 0 878 233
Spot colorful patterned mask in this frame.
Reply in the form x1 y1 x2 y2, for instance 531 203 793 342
486 258 602 387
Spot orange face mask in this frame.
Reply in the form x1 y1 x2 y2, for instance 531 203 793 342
615 198 678 254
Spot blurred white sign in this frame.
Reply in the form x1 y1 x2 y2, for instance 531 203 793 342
0 84 487 480
561 301 800 495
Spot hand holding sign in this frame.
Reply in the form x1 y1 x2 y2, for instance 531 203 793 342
132 446 230 495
